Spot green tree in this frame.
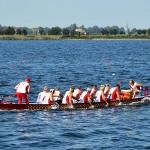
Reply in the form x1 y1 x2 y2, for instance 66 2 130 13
16 28 21 35
87 26 100 34
131 28 137 34
148 28 150 34
62 28 70 35
22 29 28 35
39 27 44 35
49 26 61 35
5 26 15 35
137 29 143 35
68 24 77 36
141 29 147 35
101 28 109 35
0 27 5 35
119 27 125 34
110 26 119 35
110 28 118 35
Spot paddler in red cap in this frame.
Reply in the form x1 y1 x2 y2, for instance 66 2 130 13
15 77 31 104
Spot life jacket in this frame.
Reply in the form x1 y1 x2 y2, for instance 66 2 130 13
36 91 46 104
16 81 29 94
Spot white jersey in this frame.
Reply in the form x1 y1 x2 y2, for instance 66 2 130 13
78 91 87 103
90 89 96 101
95 90 102 102
42 92 50 104
108 87 114 99
131 82 142 98
16 81 29 93
62 91 70 104
36 91 46 104
73 89 78 97
72 89 81 103
131 82 140 92
53 90 61 101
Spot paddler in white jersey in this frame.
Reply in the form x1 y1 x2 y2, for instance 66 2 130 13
129 79 143 98
36 86 48 104
15 77 31 104
90 85 97 101
42 89 54 104
95 85 108 105
62 86 74 108
53 87 63 103
72 86 82 103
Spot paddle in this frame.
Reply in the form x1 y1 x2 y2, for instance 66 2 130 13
4 94 16 99
0 94 16 103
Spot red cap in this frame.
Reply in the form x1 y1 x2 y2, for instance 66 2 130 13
25 77 30 82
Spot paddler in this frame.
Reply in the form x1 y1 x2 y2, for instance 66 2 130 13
90 84 97 101
95 85 108 105
107 84 121 102
73 86 82 103
121 80 143 99
79 87 93 106
53 87 63 104
36 86 48 104
62 86 74 108
104 84 110 98
15 77 31 104
129 79 143 98
42 89 54 104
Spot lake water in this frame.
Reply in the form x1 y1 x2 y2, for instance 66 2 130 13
0 40 150 150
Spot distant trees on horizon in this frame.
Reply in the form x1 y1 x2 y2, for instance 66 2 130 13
0 24 150 36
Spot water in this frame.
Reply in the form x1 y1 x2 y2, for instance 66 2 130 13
0 40 150 150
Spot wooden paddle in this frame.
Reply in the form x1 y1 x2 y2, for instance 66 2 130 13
0 94 16 104
4 94 16 99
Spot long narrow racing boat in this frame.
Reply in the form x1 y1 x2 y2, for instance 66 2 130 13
0 96 150 110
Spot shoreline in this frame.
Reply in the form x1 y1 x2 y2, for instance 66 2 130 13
0 35 150 40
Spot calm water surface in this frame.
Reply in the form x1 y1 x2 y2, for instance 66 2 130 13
0 40 150 150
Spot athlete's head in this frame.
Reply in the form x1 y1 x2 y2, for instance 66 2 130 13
43 86 48 92
116 84 120 89
86 87 91 93
25 77 30 82
129 79 134 85
70 86 74 92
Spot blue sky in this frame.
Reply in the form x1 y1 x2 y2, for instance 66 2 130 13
0 0 150 29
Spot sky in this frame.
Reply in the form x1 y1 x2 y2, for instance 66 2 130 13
0 0 150 29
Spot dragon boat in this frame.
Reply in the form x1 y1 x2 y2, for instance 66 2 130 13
0 96 150 110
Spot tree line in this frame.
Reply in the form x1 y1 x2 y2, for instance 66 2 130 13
0 24 150 36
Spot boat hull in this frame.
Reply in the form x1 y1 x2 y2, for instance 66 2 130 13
0 97 149 110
